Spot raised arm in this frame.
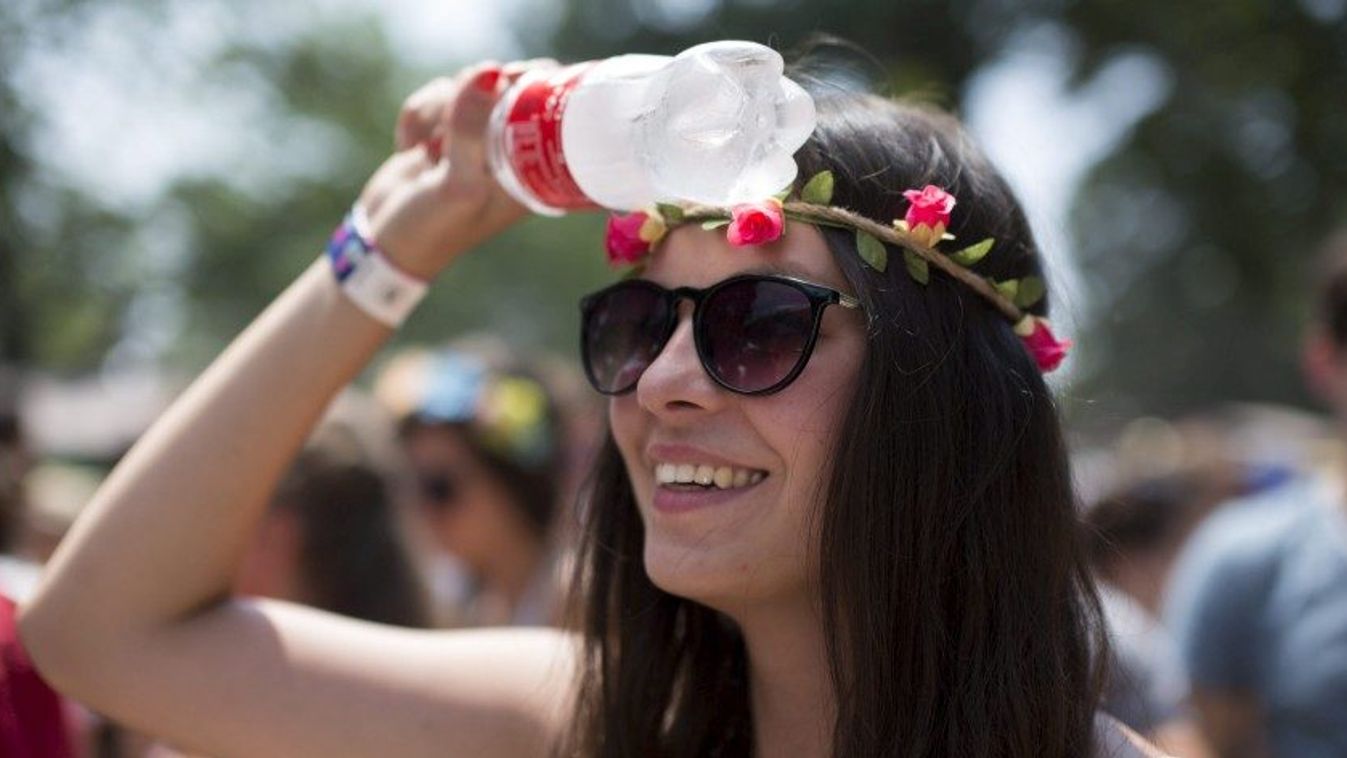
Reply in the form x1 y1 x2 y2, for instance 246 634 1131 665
19 61 576 758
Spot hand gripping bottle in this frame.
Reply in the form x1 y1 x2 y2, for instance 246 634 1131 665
485 41 817 215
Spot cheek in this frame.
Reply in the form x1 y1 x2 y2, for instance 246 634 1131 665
608 395 649 494
761 335 864 488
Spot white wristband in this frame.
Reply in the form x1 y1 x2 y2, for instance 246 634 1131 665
326 205 429 327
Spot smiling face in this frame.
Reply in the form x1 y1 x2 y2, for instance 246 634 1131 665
608 221 867 612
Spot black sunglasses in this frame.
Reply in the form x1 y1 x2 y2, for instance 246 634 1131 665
579 273 862 396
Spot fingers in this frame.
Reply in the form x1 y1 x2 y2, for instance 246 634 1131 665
394 61 501 152
395 76 457 152
439 66 503 193
395 59 558 154
502 57 559 85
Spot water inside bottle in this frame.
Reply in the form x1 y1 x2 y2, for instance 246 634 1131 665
638 41 816 206
512 42 818 213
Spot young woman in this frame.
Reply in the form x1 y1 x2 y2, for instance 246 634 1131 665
376 343 566 626
19 60 1161 757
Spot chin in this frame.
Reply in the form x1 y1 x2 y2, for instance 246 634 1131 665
641 530 803 613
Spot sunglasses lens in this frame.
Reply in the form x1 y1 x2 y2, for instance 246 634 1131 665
583 282 672 394
701 279 815 393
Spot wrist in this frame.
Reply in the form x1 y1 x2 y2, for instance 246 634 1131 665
326 206 430 327
363 206 465 281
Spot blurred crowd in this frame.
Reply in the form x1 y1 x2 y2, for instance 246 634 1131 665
7 235 1347 756
0 336 603 756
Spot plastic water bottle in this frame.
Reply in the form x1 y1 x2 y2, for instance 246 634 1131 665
486 41 817 215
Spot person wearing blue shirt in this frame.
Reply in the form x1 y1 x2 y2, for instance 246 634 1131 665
1166 233 1347 757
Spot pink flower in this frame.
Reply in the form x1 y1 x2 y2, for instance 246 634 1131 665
1015 317 1072 373
726 199 785 247
604 211 663 266
902 185 956 247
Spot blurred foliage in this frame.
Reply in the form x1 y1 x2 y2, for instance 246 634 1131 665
1052 0 1347 415
1 0 138 371
3 0 1347 417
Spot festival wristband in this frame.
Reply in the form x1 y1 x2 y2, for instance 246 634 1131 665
325 205 429 327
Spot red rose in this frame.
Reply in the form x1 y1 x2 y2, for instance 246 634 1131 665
902 185 956 247
903 185 956 228
605 211 654 266
1016 317 1071 373
726 199 785 247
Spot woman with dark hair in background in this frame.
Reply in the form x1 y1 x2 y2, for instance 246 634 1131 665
19 58 1160 757
233 397 431 629
374 343 565 626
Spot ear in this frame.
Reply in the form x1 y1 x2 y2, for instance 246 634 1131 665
1302 328 1341 403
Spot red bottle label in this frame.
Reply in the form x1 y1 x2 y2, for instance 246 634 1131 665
502 63 600 211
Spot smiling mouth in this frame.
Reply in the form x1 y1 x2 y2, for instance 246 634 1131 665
654 463 767 491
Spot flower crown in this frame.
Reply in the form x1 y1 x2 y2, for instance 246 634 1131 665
603 171 1070 373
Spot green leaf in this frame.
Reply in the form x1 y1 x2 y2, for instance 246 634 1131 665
994 279 1020 301
1014 276 1046 308
800 170 835 205
701 218 731 230
904 250 930 285
655 203 684 224
772 186 792 202
855 230 888 272
949 237 994 266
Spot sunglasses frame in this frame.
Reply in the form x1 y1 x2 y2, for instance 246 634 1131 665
579 273 862 397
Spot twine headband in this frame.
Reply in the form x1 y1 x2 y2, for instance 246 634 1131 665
603 171 1071 373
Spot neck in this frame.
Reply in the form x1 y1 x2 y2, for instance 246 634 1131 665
733 597 835 758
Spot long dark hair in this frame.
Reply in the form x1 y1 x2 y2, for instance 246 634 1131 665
273 448 430 628
560 83 1108 757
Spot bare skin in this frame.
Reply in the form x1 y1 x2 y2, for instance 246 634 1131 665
20 61 576 758
19 59 1164 758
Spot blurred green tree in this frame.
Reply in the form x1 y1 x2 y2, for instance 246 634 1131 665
6 0 1347 420
1053 0 1347 414
1 1 138 372
541 0 1347 416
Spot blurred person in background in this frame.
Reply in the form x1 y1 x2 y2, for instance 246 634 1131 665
2 592 75 758
232 390 431 629
375 341 566 627
1086 466 1249 758
1164 231 1347 756
0 398 77 757
0 406 39 599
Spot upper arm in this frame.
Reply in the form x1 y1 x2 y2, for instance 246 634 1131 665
28 598 578 758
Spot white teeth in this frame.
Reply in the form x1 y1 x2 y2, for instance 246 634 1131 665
656 463 678 484
652 462 767 490
713 467 734 489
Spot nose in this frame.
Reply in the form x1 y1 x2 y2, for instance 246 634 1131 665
635 303 726 419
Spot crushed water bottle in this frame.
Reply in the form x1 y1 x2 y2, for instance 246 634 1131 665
486 41 817 215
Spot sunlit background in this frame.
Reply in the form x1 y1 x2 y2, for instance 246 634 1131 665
4 0 1347 455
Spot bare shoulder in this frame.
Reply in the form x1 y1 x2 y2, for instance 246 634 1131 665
1094 713 1172 758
